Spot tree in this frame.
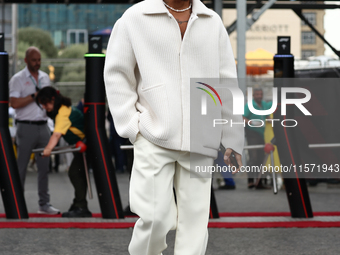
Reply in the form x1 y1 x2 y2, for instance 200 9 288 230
18 27 58 58
58 44 88 82
59 44 88 59
59 65 85 82
17 41 47 59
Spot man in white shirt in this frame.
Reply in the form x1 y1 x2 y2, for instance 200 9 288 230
9 46 59 214
104 0 244 254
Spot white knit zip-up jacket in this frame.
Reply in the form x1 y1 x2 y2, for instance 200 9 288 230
104 0 244 158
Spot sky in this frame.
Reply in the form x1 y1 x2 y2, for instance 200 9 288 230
324 2 340 57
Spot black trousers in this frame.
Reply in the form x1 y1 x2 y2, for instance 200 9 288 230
68 152 88 209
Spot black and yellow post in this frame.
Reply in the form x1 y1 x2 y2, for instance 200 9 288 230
84 35 124 219
0 33 29 219
273 36 313 218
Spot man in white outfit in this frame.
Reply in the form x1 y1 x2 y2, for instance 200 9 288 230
104 0 244 254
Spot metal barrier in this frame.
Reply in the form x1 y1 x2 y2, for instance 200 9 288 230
32 142 93 199
121 142 279 194
309 143 340 149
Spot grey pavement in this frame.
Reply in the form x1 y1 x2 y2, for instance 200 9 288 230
1 167 340 255
1 228 340 255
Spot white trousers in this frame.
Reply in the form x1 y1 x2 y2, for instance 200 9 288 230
128 134 213 255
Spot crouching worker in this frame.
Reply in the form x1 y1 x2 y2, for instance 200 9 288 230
36 86 92 218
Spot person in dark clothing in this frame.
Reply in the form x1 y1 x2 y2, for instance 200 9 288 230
107 111 128 173
36 86 92 217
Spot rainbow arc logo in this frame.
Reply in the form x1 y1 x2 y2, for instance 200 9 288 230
196 82 222 115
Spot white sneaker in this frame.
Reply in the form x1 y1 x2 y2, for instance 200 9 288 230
38 204 60 215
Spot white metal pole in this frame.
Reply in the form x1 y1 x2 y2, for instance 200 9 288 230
11 4 17 75
236 0 246 85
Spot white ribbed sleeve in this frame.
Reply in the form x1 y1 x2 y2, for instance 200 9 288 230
218 20 245 155
103 0 244 157
104 19 140 144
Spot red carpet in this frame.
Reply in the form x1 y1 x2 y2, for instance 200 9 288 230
1 212 340 229
1 220 340 229
0 213 104 218
0 222 135 229
218 211 340 217
2 211 340 218
208 221 340 228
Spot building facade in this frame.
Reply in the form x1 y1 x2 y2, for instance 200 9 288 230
18 4 131 48
0 4 14 53
0 4 18 76
223 8 325 60
301 9 325 59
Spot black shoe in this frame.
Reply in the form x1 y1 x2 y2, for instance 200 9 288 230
218 184 236 190
124 205 137 217
62 207 92 218
248 183 255 189
307 180 319 186
327 179 340 184
68 204 76 212
255 183 271 190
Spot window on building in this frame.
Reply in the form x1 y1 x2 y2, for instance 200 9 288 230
70 32 76 44
67 29 88 45
79 33 85 44
301 50 316 60
301 31 316 45
301 12 317 26
54 31 62 47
